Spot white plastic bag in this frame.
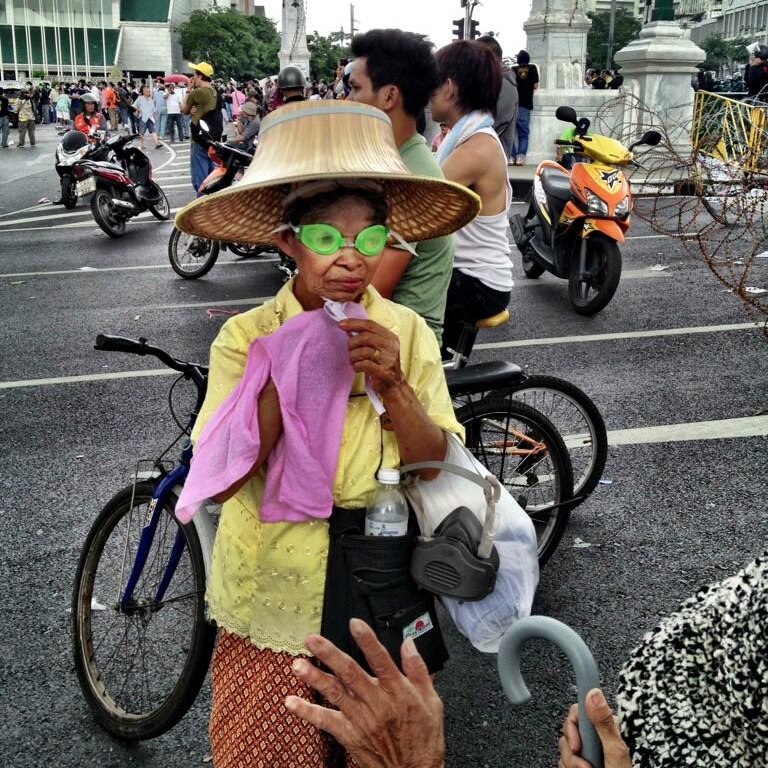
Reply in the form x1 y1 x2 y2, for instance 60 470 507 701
404 433 539 653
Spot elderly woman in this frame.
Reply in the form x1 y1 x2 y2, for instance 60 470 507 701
174 101 479 768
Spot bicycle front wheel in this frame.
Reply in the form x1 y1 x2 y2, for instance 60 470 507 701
455 398 575 566
72 482 216 740
500 375 608 502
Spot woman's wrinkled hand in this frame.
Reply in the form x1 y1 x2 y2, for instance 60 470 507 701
286 619 445 768
339 319 405 395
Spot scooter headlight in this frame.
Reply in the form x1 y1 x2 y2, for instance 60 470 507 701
614 195 631 216
586 191 608 216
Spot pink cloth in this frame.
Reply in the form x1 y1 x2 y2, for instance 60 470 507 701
176 301 367 524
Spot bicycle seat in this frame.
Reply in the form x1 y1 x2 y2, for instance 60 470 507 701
445 361 525 396
475 309 510 329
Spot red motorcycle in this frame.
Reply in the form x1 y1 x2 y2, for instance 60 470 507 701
73 134 170 238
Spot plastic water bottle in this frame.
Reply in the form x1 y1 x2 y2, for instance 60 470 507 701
365 468 409 537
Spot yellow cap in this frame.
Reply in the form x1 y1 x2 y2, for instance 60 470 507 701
189 61 214 78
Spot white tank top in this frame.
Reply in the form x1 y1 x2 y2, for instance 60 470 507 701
452 127 514 293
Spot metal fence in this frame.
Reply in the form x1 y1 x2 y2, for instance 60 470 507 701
691 90 768 173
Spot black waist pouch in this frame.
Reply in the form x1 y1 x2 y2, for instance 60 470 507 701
321 507 449 674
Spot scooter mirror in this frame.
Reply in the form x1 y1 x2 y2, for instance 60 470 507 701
555 106 578 124
640 130 662 146
199 119 210 133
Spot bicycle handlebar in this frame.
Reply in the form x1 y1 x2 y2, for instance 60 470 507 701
94 334 208 390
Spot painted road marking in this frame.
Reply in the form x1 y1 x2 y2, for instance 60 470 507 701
0 363 763 448
607 416 768 445
474 322 761 350
0 206 183 228
0 258 279 278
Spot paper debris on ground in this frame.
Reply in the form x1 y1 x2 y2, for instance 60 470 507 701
9 280 26 285
755 251 768 259
91 598 107 611
598 479 613 485
573 537 593 549
745 286 768 295
38 197 50 204
648 264 669 271
79 266 97 271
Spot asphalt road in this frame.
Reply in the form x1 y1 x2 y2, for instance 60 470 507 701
1 124 767 768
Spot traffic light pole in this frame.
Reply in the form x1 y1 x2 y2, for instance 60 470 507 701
464 0 471 39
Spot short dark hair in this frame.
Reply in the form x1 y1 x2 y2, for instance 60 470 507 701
351 28 438 118
517 50 530 65
285 187 388 228
436 40 501 116
477 35 503 61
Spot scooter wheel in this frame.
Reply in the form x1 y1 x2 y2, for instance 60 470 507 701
521 245 544 278
91 189 126 238
168 227 220 279
62 176 78 209
568 235 622 315
148 188 171 221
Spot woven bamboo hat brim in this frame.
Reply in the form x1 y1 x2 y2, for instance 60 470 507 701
174 101 481 245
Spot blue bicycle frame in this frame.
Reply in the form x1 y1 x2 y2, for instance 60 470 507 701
119 442 192 610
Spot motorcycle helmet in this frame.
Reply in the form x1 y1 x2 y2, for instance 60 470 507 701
81 93 99 107
61 129 88 152
277 65 306 90
754 44 768 61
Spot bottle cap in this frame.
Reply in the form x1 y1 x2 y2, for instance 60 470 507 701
376 468 401 484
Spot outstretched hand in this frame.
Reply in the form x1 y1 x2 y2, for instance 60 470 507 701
558 688 633 768
286 619 445 768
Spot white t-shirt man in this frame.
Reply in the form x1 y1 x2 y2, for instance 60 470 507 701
165 90 182 115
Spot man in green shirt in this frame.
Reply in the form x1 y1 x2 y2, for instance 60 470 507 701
182 61 222 194
348 29 454 344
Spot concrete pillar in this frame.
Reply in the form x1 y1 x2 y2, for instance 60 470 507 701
279 0 310 78
522 0 617 166
613 21 705 149
523 0 591 90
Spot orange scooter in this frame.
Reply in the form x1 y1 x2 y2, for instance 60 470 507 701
510 106 661 315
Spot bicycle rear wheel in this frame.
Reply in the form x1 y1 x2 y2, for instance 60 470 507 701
72 482 216 740
455 398 575 566
498 375 607 502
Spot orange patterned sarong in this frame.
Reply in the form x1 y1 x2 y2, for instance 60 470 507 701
210 630 357 768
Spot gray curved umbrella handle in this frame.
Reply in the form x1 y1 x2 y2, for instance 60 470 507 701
498 616 603 768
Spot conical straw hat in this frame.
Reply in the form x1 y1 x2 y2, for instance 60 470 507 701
174 101 481 245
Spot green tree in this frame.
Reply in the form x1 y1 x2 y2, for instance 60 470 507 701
586 10 642 70
177 9 280 81
307 31 350 83
699 33 749 77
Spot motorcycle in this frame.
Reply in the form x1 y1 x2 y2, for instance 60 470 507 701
509 106 662 315
168 125 264 278
54 129 119 209
72 133 170 238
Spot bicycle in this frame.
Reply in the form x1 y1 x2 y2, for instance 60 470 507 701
444 310 608 506
72 331 573 741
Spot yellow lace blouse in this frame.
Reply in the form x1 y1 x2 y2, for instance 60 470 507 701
191 280 462 655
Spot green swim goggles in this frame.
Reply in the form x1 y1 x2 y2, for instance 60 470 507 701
290 223 389 258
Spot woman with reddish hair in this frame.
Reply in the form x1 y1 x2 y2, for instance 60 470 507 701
430 40 513 358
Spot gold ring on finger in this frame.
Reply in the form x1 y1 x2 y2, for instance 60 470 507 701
372 348 381 364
